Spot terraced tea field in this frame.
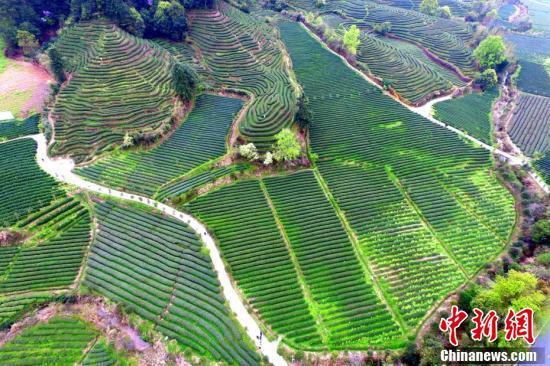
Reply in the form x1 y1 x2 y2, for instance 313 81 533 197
517 60 550 97
508 93 550 181
0 115 39 141
434 88 499 144
0 317 97 365
84 200 260 365
509 93 550 156
180 3 297 148
349 27 465 104
51 20 177 163
77 94 242 196
324 0 476 75
0 139 64 227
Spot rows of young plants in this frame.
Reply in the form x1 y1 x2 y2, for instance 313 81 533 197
329 0 476 74
0 211 91 293
187 180 323 349
0 316 97 365
82 340 117 366
534 152 549 183
508 93 549 156
517 60 550 97
263 171 403 348
317 160 466 329
279 19 514 316
84 200 260 365
0 293 56 329
156 164 247 202
77 94 242 196
434 88 499 144
376 0 473 15
0 115 39 141
184 3 296 149
51 20 177 162
0 139 64 227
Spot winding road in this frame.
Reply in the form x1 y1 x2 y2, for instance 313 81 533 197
28 134 288 366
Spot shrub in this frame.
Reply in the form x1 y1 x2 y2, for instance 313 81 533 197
273 128 301 161
239 143 259 161
474 35 506 70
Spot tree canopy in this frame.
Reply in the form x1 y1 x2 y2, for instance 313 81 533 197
472 270 545 315
419 0 439 16
474 35 507 70
343 25 360 55
294 95 313 130
172 63 198 101
531 219 549 245
273 129 301 161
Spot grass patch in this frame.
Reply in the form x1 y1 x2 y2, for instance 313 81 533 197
0 89 33 117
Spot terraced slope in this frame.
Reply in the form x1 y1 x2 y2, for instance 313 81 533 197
508 93 550 181
0 139 64 227
434 88 499 144
263 171 402 347
0 210 91 294
375 0 472 15
182 3 296 148
0 317 97 365
82 341 117 366
188 174 403 350
327 0 476 75
51 19 177 163
317 161 466 327
0 115 39 140
188 180 323 349
84 200 259 365
317 14 466 104
517 60 550 97
0 293 55 328
77 94 242 196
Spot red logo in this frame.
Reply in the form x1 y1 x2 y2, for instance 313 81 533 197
504 308 535 344
471 308 499 343
439 305 468 346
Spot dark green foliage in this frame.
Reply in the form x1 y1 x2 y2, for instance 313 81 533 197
474 69 497 90
294 94 312 130
172 62 198 101
48 48 66 84
458 286 478 313
151 1 187 41
0 115 39 140
532 219 550 246
0 0 70 54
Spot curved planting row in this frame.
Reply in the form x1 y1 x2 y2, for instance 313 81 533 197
517 60 550 97
185 3 296 148
355 32 465 103
0 293 55 328
0 115 39 141
317 160 466 328
82 341 117 366
77 94 242 196
434 88 499 144
509 93 550 156
0 316 97 365
83 200 260 365
187 180 323 349
156 164 247 201
0 211 91 293
330 0 476 74
51 20 176 163
0 139 64 228
376 0 472 15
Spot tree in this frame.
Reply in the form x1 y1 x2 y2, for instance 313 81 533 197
16 30 39 57
531 219 549 245
343 25 360 55
474 69 497 90
48 48 66 84
472 270 545 315
263 151 273 165
438 5 452 18
373 21 392 35
122 132 134 148
294 95 312 130
273 128 301 162
153 1 187 41
419 0 439 16
239 143 259 161
474 35 507 70
172 63 198 101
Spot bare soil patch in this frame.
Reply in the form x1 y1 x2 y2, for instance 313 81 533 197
0 59 52 118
